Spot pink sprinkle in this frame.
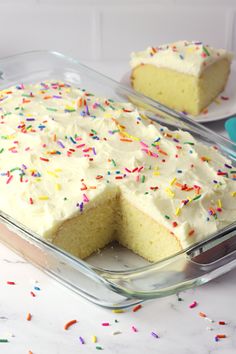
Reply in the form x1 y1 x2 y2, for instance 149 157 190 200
138 166 144 172
30 291 36 297
7 281 15 285
221 96 229 100
131 326 138 332
189 301 197 309
102 323 110 326
6 175 13 184
151 152 159 158
125 168 131 173
83 194 89 203
76 144 85 149
140 141 149 148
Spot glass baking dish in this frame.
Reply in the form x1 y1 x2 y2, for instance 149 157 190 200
0 50 236 309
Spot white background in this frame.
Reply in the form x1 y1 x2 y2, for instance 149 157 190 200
0 0 236 61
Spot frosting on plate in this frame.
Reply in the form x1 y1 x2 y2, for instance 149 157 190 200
130 40 233 77
0 81 235 248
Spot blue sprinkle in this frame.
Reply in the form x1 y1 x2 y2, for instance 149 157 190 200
69 137 76 144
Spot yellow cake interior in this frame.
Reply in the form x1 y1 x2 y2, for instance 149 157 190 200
53 191 182 263
131 58 231 116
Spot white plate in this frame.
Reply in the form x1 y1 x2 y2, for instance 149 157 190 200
120 61 236 123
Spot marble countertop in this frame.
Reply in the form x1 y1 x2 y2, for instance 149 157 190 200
0 62 235 354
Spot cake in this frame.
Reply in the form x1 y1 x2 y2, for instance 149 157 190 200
0 80 235 262
130 41 233 116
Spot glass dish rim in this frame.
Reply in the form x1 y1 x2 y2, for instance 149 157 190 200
0 49 235 278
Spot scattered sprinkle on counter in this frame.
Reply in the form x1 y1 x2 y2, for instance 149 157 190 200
64 319 77 330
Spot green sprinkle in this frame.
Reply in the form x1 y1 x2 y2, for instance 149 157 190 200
111 159 116 167
184 142 195 145
91 129 97 134
22 94 32 98
165 215 170 219
230 170 236 173
99 105 106 112
64 197 67 201
0 339 8 343
9 167 21 172
141 175 145 183
14 107 20 110
96 346 103 350
0 148 4 153
46 107 57 112
203 46 210 56
193 194 202 201
109 105 116 110
144 192 149 195
26 125 32 130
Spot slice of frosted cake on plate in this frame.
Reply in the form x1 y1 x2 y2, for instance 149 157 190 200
130 41 233 116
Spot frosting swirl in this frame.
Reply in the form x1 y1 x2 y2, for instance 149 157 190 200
130 40 233 77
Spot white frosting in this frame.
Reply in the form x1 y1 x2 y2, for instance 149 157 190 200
130 40 233 77
0 81 235 249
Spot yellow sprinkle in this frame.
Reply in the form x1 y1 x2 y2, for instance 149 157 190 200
38 196 49 200
165 188 175 198
140 113 148 120
65 105 74 111
186 47 195 54
170 177 177 186
152 141 160 146
122 131 140 141
175 207 181 216
103 112 113 119
214 98 221 105
231 191 236 197
54 168 62 172
91 336 97 343
217 199 222 208
112 309 124 313
35 178 42 183
153 171 160 176
55 183 61 191
47 171 58 178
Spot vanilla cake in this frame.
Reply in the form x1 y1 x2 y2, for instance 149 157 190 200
0 81 235 262
130 41 233 116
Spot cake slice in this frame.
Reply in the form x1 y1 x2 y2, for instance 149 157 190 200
130 41 233 116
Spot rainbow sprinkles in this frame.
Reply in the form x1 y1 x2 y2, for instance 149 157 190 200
0 80 235 262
